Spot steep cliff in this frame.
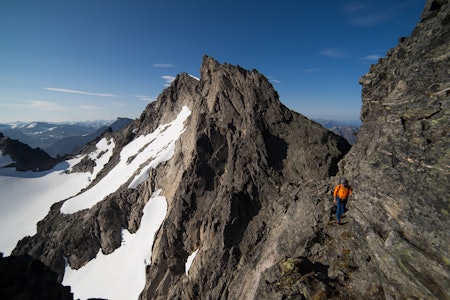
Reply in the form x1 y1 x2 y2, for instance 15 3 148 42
338 0 450 298
0 132 59 171
11 56 350 299
139 57 350 299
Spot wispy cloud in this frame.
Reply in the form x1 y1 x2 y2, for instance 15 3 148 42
349 12 391 27
162 75 176 87
26 100 66 111
320 49 344 58
343 2 368 13
361 54 382 61
304 67 323 73
80 105 100 110
267 76 281 84
153 63 175 68
344 1 415 27
133 95 155 102
0 101 63 111
44 88 117 97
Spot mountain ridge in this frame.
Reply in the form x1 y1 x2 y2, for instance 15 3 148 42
2 0 449 298
9 55 351 299
0 118 132 158
0 132 60 171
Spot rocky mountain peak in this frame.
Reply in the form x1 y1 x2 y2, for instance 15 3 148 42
4 1 449 299
10 53 350 299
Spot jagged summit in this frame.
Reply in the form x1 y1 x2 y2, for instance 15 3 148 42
9 55 350 299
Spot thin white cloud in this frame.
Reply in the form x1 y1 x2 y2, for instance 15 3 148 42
0 101 65 111
162 75 176 87
133 95 155 102
320 49 344 58
304 67 323 73
361 54 382 60
267 75 281 84
349 12 391 26
153 64 175 68
80 105 100 110
111 101 125 106
344 1 415 27
343 2 369 13
44 88 117 97
25 101 65 111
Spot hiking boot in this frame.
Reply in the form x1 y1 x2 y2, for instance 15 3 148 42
335 220 340 225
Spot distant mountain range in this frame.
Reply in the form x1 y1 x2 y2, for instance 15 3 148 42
0 118 132 157
314 119 360 145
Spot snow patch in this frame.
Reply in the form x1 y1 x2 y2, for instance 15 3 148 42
0 138 116 255
60 106 191 214
185 249 199 276
188 74 200 81
87 137 115 178
62 189 167 300
0 157 90 255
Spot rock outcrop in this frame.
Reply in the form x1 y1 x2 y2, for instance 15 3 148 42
0 132 60 171
0 253 73 300
139 57 350 299
337 0 450 298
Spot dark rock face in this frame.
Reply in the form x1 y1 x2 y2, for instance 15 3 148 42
0 132 60 171
137 56 350 299
337 0 450 298
0 254 73 300
11 56 350 298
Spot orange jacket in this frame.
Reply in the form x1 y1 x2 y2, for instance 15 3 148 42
334 184 352 200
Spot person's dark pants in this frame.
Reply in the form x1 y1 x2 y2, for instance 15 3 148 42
336 197 347 222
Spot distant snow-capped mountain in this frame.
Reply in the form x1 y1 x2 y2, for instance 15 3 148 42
0 118 132 157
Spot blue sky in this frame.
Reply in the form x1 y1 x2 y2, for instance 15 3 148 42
0 0 425 123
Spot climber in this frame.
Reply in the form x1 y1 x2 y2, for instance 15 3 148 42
333 178 352 225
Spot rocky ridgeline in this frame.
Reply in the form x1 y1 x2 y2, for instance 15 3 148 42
139 57 351 299
338 0 450 298
7 0 450 299
11 54 351 298
0 132 60 171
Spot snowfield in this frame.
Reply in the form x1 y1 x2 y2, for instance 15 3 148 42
60 105 191 213
0 106 192 300
0 156 87 255
0 136 115 255
62 189 167 300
